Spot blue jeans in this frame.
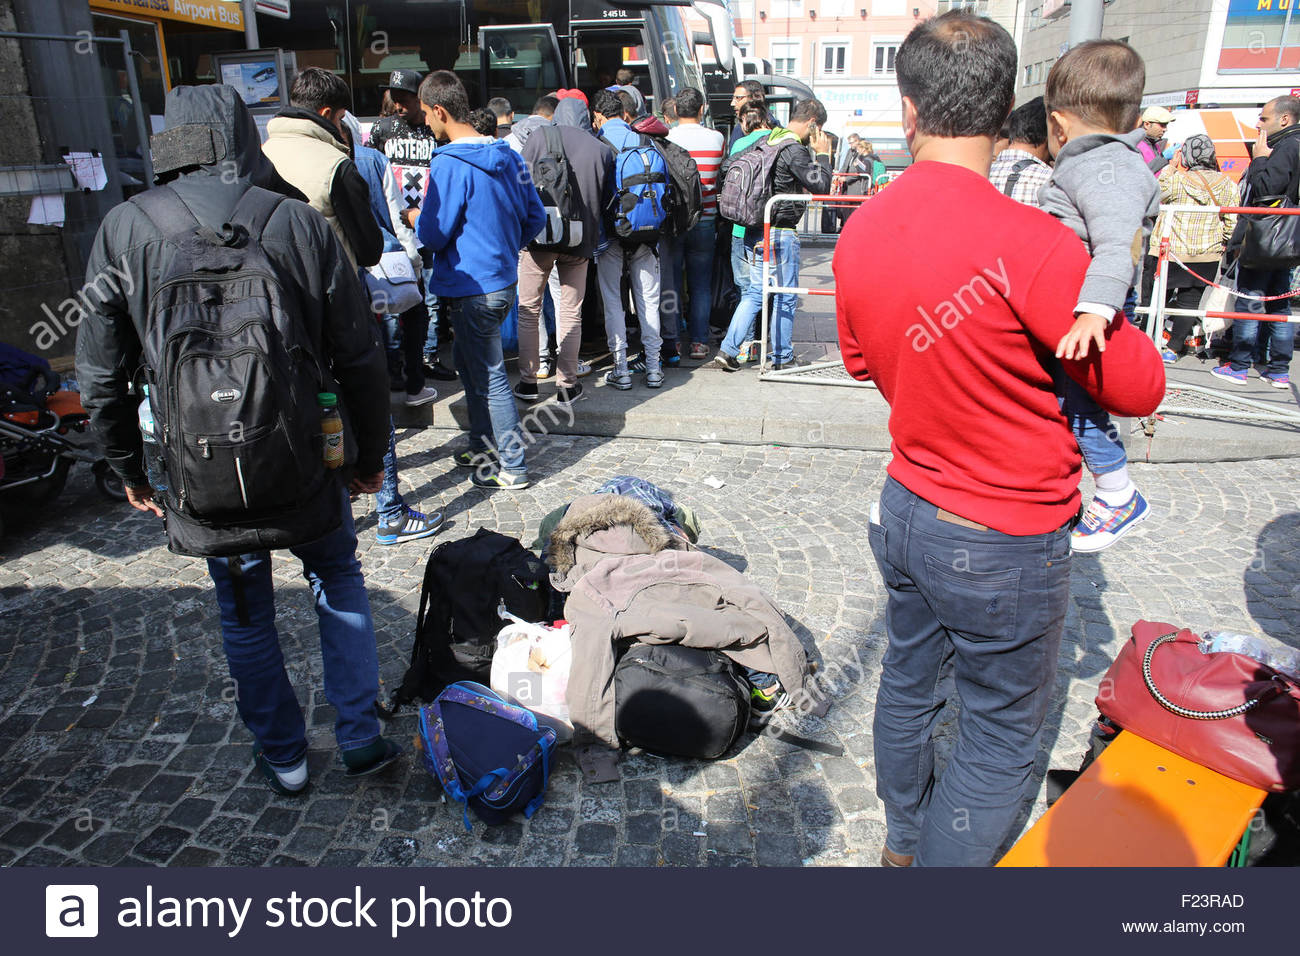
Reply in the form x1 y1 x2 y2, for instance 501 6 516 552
205 487 382 768
1058 375 1127 477
868 477 1072 866
421 264 442 361
731 230 759 292
447 285 526 476
1229 266 1295 377
664 218 717 346
373 419 406 523
721 227 800 364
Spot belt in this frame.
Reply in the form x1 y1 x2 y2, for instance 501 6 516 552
935 508 988 532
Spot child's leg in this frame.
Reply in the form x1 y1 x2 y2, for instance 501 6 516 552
1059 375 1134 505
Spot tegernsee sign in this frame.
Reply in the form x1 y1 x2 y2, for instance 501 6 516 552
88 0 244 31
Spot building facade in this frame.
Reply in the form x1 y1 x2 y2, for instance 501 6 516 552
714 0 1018 139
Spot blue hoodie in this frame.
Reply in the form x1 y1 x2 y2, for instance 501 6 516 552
418 137 546 297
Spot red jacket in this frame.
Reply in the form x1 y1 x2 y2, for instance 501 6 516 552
834 161 1166 535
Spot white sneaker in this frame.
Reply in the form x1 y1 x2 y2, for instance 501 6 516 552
576 360 593 378
537 359 554 379
604 369 633 390
404 386 438 406
645 367 664 389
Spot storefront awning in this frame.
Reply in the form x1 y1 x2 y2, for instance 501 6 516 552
89 0 245 32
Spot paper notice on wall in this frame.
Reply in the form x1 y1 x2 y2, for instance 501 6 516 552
27 194 65 226
62 152 108 191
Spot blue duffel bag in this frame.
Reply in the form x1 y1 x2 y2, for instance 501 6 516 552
416 681 556 830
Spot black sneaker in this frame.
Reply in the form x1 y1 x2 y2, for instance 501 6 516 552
471 470 531 490
422 359 459 381
375 507 444 545
454 448 497 469
711 352 741 372
513 380 541 402
629 354 647 373
557 381 586 408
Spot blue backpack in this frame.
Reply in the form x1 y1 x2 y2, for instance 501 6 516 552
602 133 670 246
417 682 557 830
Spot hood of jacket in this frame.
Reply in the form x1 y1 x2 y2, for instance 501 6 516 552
631 114 669 137
510 113 551 148
150 84 304 198
554 98 591 133
266 107 351 155
1054 126 1146 166
435 136 517 174
548 494 686 585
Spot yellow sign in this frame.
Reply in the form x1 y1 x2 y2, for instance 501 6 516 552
89 0 245 31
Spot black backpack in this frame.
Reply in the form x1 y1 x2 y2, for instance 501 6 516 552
614 643 751 759
131 186 330 523
652 137 703 238
390 529 552 709
528 125 585 252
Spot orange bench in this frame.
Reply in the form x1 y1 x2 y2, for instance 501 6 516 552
998 732 1267 867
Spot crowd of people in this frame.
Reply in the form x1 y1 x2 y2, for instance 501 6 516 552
68 4 1296 867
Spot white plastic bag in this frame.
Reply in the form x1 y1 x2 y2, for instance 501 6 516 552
490 619 573 741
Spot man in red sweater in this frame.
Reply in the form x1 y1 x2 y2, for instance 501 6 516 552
834 10 1164 867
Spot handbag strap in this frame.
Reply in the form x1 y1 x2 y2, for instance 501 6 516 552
1142 631 1285 720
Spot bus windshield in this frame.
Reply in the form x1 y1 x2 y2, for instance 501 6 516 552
648 6 705 99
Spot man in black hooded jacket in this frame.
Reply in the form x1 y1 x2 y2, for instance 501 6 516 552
1216 95 1300 388
75 85 403 794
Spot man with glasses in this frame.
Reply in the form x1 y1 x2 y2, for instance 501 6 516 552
1137 105 1171 174
727 79 767 150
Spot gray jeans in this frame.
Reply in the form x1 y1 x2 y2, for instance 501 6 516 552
868 476 1073 866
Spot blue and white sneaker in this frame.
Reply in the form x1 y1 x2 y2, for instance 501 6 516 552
1160 348 1179 364
1262 372 1291 389
376 507 444 545
1210 364 1249 385
1071 490 1151 553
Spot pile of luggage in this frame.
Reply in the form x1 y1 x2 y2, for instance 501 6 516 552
388 476 824 828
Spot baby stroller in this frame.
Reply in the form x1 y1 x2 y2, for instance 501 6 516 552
0 343 124 538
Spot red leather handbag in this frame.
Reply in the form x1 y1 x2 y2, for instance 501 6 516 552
1096 620 1300 792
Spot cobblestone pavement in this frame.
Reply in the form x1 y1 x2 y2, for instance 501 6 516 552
1 431 1297 867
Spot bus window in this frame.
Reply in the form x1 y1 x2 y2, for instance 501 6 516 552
647 6 704 100
573 28 650 100
479 25 565 115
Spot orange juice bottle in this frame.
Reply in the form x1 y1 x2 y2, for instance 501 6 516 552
319 392 344 469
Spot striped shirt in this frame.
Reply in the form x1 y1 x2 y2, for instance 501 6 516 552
668 122 726 220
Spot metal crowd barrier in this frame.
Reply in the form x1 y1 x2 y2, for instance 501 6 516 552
757 192 873 387
1137 202 1300 427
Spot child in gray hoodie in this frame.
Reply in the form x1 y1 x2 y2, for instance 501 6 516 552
1037 40 1161 553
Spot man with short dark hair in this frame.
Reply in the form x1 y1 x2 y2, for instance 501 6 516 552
262 67 381 268
417 71 545 489
664 87 724 360
712 97 832 371
488 96 514 138
369 69 458 383
728 79 767 149
1215 94 1300 388
835 10 1163 866
592 87 665 389
989 95 1051 206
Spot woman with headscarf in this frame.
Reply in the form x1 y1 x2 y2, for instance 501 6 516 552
1147 134 1240 362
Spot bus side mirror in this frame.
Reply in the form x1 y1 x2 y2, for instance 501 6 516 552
692 0 734 73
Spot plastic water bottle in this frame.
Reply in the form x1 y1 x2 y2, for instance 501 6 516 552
136 386 167 492
319 392 344 469
1200 631 1300 681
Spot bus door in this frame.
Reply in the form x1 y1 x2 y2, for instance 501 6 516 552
477 24 567 116
571 22 660 111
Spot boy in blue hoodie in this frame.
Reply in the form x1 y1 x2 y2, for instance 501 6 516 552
417 71 546 489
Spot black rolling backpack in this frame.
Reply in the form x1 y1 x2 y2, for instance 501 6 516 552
388 528 552 711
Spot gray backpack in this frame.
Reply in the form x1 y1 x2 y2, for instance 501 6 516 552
717 138 788 227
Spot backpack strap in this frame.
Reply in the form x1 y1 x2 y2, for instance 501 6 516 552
227 187 285 239
1001 158 1036 198
131 185 204 245
541 123 565 160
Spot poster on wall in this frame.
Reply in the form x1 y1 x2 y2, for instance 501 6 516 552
1219 0 1300 72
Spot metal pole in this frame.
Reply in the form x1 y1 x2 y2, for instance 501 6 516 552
243 0 260 50
1067 0 1105 47
120 29 154 188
